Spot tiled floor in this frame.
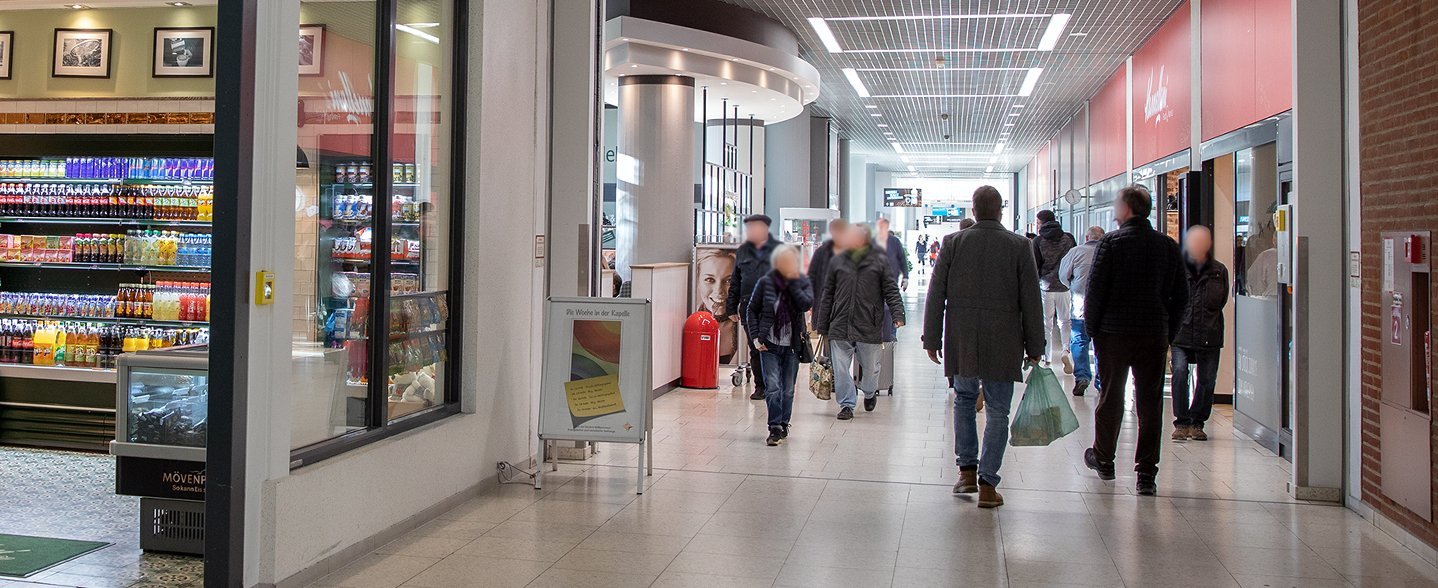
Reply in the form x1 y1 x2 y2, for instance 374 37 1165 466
0 448 204 587
309 286 1438 588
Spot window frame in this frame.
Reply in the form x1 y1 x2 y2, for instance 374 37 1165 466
287 0 468 469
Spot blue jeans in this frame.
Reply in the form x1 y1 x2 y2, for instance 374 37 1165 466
830 340 881 409
951 377 1015 487
1070 318 1097 386
759 347 800 429
1171 346 1220 427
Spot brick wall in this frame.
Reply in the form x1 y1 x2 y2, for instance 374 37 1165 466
1358 0 1438 550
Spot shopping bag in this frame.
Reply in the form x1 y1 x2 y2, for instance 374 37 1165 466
1009 366 1080 447
809 336 833 400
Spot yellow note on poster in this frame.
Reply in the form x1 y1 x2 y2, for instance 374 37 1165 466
564 374 626 418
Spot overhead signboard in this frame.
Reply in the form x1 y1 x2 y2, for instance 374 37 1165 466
883 188 923 207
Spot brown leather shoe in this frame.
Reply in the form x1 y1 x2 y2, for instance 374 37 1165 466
953 469 978 494
978 483 1003 508
1189 426 1208 441
1171 426 1191 441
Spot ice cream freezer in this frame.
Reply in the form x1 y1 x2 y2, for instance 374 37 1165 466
108 345 209 555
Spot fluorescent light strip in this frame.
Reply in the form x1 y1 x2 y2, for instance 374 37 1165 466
397 24 440 44
892 143 906 154
1018 68 1043 96
844 48 1040 54
828 14 1053 21
808 18 843 53
843 68 871 98
907 166 918 172
853 67 1030 72
870 94 1032 98
993 143 1006 154
986 166 994 173
1037 14 1072 51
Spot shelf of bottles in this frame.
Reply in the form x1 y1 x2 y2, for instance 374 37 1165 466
318 159 429 388
0 156 212 378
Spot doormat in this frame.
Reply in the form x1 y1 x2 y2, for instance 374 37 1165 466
0 534 110 578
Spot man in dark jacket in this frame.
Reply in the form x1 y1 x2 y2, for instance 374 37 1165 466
876 217 910 343
814 223 905 420
924 186 1044 509
807 218 849 296
1032 210 1078 371
1170 226 1229 442
1082 185 1188 496
728 214 782 400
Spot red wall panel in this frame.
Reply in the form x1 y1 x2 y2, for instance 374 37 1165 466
1201 0 1292 140
1132 1 1192 166
1253 0 1293 119
1089 66 1128 183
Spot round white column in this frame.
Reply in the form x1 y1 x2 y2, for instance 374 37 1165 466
614 75 697 280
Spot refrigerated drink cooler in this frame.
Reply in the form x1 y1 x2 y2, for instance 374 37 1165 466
109 345 208 555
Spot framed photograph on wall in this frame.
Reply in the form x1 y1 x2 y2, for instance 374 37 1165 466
52 28 112 78
153 27 214 77
298 24 325 77
0 32 13 80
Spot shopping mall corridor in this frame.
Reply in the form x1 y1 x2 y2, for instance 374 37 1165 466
307 279 1438 588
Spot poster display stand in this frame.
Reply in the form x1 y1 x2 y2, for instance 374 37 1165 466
536 297 653 494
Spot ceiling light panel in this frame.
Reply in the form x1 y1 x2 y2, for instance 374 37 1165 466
724 0 1187 173
823 14 1052 53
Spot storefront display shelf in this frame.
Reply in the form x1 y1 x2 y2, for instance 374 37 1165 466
3 178 212 186
0 217 211 228
331 258 420 266
0 314 208 328
337 182 420 188
326 219 421 228
0 363 116 383
0 262 211 273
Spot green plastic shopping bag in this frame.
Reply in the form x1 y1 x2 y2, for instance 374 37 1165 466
1009 365 1080 447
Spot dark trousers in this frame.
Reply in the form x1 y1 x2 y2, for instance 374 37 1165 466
1171 346 1220 427
758 346 799 428
1092 332 1169 476
741 312 768 391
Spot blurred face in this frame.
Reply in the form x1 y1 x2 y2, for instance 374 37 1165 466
1114 199 1133 224
876 219 891 239
842 226 866 250
745 221 769 245
774 249 801 278
1185 227 1212 261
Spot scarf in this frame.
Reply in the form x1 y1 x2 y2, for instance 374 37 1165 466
849 244 870 263
771 271 793 338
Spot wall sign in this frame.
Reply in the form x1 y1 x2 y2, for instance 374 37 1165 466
539 297 652 444
1132 1 1192 166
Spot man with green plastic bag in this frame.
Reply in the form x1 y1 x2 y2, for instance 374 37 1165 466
924 186 1045 509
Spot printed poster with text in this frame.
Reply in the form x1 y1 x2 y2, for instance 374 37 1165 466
566 320 626 428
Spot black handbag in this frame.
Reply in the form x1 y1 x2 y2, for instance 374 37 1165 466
796 322 816 364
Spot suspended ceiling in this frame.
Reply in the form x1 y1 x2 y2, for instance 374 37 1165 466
720 0 1186 177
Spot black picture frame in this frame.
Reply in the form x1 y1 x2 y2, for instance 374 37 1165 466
52 28 113 79
152 26 215 78
298 23 326 76
0 31 13 80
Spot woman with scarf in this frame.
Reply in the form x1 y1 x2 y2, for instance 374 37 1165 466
746 244 814 446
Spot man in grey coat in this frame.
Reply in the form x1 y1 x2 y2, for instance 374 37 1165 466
1059 226 1105 396
923 186 1044 509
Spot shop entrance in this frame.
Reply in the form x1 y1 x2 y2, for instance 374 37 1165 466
1201 117 1294 459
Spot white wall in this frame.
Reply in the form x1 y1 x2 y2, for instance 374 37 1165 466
258 0 550 583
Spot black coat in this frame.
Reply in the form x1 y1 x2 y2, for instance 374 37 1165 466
807 240 837 296
1173 256 1230 349
745 271 814 349
881 233 909 279
1083 218 1188 342
814 244 906 344
726 236 782 317
1032 220 1077 292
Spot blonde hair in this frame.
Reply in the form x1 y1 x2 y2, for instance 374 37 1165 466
770 243 800 267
